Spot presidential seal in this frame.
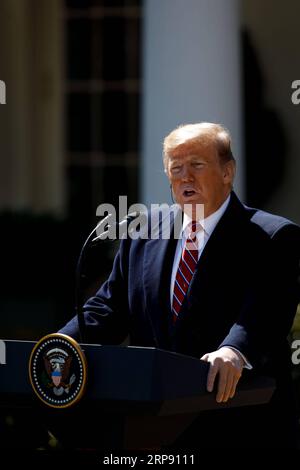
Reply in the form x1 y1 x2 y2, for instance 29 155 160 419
29 333 87 408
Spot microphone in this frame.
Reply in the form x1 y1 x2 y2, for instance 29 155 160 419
91 211 140 242
75 212 140 343
170 184 175 204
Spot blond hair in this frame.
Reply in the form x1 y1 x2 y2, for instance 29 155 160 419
163 122 235 168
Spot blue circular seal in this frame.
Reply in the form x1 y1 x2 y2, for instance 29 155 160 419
29 333 87 409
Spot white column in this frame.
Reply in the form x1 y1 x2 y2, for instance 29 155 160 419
141 0 244 206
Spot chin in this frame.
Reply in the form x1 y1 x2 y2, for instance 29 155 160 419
181 201 205 219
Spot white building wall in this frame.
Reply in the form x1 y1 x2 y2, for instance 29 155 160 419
141 0 244 206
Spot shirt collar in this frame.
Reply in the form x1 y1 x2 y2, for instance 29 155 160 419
182 194 231 237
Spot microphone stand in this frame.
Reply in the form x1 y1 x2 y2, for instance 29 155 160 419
75 217 108 343
75 212 140 343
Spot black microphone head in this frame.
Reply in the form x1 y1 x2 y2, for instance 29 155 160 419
122 211 140 224
170 184 175 204
92 211 145 243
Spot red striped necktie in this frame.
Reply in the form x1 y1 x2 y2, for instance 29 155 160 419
172 221 200 323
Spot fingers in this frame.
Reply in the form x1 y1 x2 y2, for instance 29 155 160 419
201 353 216 393
217 367 242 402
200 353 209 361
229 371 242 399
206 362 218 392
217 369 233 403
201 351 243 402
207 361 242 402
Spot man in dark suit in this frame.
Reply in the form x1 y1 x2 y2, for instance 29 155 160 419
60 122 300 448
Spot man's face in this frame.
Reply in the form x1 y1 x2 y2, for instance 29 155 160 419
166 139 235 218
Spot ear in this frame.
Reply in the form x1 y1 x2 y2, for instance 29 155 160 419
164 166 170 179
223 160 236 185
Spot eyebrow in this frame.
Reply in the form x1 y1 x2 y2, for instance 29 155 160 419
169 155 205 163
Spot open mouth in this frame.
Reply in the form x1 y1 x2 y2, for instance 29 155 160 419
183 190 196 197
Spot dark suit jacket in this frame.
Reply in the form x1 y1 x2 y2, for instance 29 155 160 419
60 192 300 447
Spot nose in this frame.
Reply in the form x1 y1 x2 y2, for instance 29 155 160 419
181 165 194 181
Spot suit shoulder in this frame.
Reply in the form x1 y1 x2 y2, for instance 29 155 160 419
247 207 300 239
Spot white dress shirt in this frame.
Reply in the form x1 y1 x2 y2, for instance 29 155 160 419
170 195 231 302
170 194 251 369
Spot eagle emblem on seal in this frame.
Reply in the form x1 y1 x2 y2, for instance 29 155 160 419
43 347 76 396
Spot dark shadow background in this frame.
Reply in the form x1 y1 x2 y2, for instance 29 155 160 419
0 0 141 340
242 29 287 208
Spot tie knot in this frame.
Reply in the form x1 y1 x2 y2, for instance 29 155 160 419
187 221 201 241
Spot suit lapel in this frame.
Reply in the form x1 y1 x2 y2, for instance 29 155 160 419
196 191 248 267
176 192 249 323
